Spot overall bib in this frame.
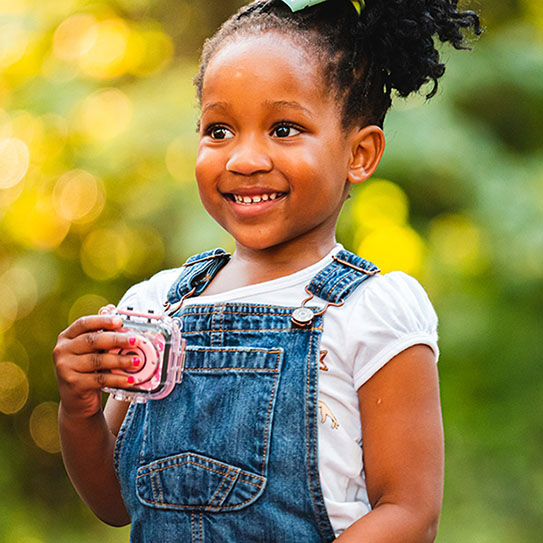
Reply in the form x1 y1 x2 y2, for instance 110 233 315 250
115 248 379 542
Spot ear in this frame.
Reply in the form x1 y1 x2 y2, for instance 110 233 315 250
347 125 385 185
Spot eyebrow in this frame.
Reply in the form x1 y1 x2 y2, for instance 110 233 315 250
201 100 313 117
201 101 229 115
263 100 313 117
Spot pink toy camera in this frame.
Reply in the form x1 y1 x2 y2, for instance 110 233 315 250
101 306 186 403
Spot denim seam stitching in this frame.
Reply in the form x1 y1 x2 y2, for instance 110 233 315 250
208 466 235 506
211 467 238 508
187 347 282 354
183 309 309 316
260 351 282 475
326 271 359 303
306 330 330 540
182 327 323 334
311 265 338 295
137 459 265 486
150 471 160 504
186 368 279 373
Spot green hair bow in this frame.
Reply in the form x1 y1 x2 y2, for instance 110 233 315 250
280 0 365 15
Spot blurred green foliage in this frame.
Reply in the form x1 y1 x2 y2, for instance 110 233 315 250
0 1 541 541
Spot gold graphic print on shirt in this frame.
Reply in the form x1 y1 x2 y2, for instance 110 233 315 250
319 349 329 371
318 400 339 429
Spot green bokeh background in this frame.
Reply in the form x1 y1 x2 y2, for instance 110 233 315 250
0 1 541 541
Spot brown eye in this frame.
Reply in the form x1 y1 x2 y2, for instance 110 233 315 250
272 123 301 138
208 126 233 140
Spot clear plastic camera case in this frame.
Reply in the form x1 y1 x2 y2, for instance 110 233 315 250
101 307 186 403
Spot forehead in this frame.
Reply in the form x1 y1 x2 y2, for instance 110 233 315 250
201 32 332 108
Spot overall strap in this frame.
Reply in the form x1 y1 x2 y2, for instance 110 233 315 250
307 249 380 304
165 248 231 310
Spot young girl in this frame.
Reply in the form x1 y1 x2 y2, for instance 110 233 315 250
54 1 480 541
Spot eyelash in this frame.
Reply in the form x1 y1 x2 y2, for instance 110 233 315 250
271 122 302 138
203 121 303 140
204 124 233 140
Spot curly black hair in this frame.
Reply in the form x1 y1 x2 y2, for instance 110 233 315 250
194 0 481 128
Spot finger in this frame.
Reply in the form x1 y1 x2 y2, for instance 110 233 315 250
77 351 142 373
73 371 139 391
70 330 141 355
98 304 116 316
63 314 123 340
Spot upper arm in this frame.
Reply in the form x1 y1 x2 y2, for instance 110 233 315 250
358 344 444 519
104 396 131 436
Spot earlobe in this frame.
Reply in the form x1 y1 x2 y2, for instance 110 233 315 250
347 125 385 185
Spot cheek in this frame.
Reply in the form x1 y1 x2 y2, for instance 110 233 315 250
194 147 213 185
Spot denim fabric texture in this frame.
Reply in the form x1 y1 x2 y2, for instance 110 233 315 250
115 249 377 542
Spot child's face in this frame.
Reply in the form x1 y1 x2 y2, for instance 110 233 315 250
195 33 357 256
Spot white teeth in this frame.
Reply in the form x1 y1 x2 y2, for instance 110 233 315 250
232 192 281 204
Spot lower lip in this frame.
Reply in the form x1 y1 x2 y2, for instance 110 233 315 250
226 196 285 217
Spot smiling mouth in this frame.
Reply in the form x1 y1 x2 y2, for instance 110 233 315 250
226 192 286 205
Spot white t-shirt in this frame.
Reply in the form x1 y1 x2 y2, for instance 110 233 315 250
118 245 439 535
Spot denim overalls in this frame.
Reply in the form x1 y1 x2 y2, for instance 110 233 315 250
115 248 379 542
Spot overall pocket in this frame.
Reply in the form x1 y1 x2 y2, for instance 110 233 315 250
136 345 283 512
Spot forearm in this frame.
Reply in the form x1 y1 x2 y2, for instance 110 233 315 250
59 403 130 526
334 502 439 543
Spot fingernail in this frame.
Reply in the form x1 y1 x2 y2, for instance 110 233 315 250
127 376 135 384
112 317 122 326
133 357 141 367
129 337 137 346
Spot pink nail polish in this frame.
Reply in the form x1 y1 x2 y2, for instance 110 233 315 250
129 337 136 346
133 357 141 367
127 376 135 384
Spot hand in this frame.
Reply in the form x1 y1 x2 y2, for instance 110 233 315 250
53 314 140 420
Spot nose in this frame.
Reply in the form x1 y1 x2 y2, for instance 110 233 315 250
226 135 273 175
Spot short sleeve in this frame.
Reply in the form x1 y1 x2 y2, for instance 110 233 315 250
351 271 439 390
116 268 182 314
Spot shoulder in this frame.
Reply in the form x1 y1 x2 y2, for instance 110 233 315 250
357 271 438 325
117 267 184 313
346 271 439 389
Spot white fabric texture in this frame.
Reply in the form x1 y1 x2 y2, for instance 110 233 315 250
117 245 439 535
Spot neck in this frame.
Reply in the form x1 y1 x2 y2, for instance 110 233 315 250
200 233 337 296
232 236 337 283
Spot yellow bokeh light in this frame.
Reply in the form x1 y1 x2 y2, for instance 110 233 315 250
52 13 98 61
4 190 70 249
0 362 29 414
0 282 18 333
128 29 174 77
0 22 28 68
53 169 105 222
0 108 12 138
166 137 197 183
33 113 68 163
123 227 165 278
357 225 426 276
0 137 30 189
1 265 38 320
68 293 109 324
75 87 133 142
429 213 487 275
78 18 130 79
0 0 28 14
352 179 409 230
81 226 128 280
29 401 61 454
